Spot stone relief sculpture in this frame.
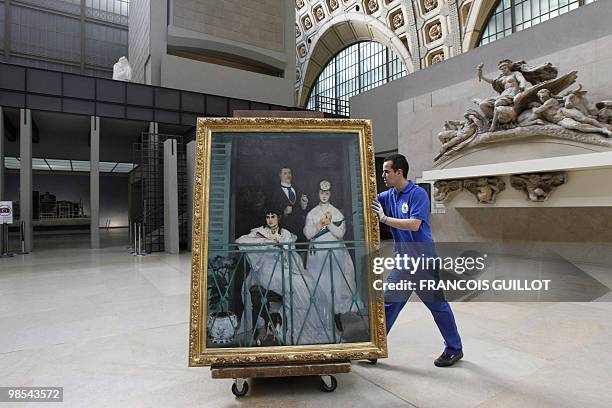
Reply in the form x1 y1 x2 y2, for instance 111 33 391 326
475 59 567 131
327 0 339 11
428 23 442 41
510 172 567 202
431 52 444 65
523 89 612 137
433 179 463 203
434 59 612 166
434 109 486 161
112 56 132 82
463 177 505 204
423 0 438 12
596 100 612 125
430 171 569 205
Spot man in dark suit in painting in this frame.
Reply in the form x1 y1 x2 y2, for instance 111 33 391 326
270 167 309 243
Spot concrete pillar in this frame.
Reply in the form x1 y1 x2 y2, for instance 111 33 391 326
144 121 158 222
149 0 168 86
90 116 100 249
163 138 179 254
19 109 32 252
148 122 158 135
0 107 4 254
0 106 5 201
148 122 159 155
186 140 196 251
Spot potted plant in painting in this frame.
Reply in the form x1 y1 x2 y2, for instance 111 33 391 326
207 255 238 344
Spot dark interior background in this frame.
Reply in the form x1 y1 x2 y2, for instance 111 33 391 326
228 132 362 243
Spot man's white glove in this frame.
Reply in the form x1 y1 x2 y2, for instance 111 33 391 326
371 200 387 224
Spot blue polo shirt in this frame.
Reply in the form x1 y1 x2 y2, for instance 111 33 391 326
377 181 433 253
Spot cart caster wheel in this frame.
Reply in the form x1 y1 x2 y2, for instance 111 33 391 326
320 375 338 392
368 358 378 365
232 380 249 397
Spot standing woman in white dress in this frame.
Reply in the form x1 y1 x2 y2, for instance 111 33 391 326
304 180 358 331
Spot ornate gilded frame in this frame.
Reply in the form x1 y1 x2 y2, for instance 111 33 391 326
189 117 386 366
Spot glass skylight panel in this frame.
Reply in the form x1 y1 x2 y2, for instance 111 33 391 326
479 0 587 46
307 41 407 116
98 161 117 172
45 159 72 171
71 160 91 171
4 157 20 169
112 163 135 173
32 158 50 170
4 157 135 173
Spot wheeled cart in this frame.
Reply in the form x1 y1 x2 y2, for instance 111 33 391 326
211 361 352 397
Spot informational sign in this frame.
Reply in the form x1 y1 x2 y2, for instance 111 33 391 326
0 201 13 224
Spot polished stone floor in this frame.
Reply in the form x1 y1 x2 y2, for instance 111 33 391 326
1 231 612 407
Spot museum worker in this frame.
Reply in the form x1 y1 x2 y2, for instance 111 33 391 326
371 154 464 367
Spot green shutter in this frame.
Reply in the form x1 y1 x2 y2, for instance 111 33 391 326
208 141 232 256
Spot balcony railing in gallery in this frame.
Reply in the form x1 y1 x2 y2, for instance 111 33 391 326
309 95 350 117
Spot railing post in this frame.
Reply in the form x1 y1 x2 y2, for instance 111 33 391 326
329 250 337 343
132 222 147 257
0 224 13 258
281 245 295 345
20 221 26 254
138 223 142 255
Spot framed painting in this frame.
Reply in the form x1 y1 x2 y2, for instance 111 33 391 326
189 117 386 366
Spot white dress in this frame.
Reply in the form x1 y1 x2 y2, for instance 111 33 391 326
304 203 358 316
235 227 331 345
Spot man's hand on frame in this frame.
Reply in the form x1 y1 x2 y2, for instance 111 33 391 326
371 200 387 224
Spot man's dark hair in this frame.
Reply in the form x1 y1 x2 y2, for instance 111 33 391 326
384 153 409 178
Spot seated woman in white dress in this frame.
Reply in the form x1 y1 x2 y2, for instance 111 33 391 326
304 180 358 332
235 209 331 346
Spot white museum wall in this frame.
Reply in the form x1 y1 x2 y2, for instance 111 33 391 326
131 0 296 106
160 54 295 107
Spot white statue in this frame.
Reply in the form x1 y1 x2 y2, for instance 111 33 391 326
475 59 562 131
112 56 132 82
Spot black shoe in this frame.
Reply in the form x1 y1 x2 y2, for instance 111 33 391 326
434 352 463 367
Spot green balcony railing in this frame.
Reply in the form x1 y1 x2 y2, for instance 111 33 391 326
206 241 370 348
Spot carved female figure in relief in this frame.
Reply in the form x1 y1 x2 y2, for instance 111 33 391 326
476 60 529 131
476 59 559 132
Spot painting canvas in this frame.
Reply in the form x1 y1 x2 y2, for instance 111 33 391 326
189 118 386 366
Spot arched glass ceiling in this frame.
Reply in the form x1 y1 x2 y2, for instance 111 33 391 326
307 41 407 116
479 0 598 46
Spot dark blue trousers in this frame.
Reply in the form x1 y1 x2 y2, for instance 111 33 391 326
384 268 463 354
